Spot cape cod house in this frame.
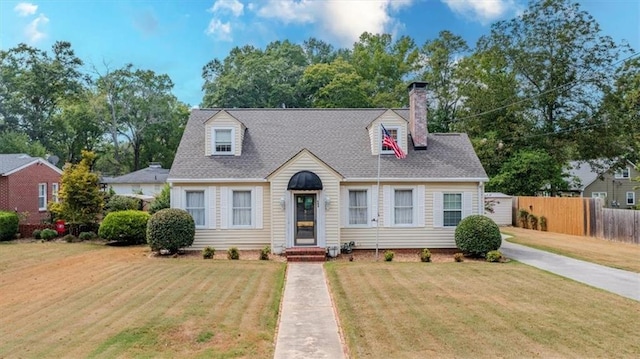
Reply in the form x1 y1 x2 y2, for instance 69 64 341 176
168 82 488 254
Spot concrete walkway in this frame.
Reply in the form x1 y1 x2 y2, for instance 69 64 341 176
500 240 640 301
274 263 346 359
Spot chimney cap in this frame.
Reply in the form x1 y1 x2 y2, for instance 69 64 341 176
408 81 428 90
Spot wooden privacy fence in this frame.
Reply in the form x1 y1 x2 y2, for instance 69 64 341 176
513 196 639 244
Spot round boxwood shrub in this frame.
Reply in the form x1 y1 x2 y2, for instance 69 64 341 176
40 228 58 241
454 215 502 257
0 211 19 241
146 208 195 254
99 210 150 245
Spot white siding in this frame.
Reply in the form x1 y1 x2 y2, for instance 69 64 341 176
367 110 408 156
485 196 513 226
109 183 163 196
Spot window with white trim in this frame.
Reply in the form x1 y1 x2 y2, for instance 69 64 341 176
394 189 414 225
591 192 607 199
380 126 399 154
38 183 47 211
443 193 462 227
185 190 205 227
614 167 630 179
348 189 368 225
213 128 234 155
627 192 635 205
232 190 252 226
52 183 59 203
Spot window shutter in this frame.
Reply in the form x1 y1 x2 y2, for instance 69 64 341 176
170 186 181 209
416 185 425 227
254 186 263 229
433 192 443 228
341 187 348 227
463 192 473 218
208 187 216 229
383 185 391 227
220 187 228 229
371 185 378 227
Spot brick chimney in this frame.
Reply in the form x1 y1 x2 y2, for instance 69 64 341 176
408 81 428 150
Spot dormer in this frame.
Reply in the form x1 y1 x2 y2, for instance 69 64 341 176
366 110 409 156
204 110 246 156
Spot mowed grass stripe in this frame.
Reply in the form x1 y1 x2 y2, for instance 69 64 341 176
326 261 640 359
0 243 285 358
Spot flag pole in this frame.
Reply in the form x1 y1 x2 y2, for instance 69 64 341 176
375 129 382 261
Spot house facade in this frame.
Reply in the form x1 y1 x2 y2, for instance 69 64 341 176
0 154 62 223
168 82 489 253
568 161 639 209
102 163 169 196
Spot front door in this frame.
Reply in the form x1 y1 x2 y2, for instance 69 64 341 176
294 194 316 246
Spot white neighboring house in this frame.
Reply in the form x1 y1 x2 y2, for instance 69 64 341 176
484 192 513 226
102 163 169 196
168 82 489 254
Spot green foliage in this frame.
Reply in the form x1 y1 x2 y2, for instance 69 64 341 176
149 184 170 214
146 208 195 254
419 248 432 262
49 151 103 226
486 250 503 263
488 149 566 196
202 246 215 259
105 195 140 213
227 247 240 260
518 209 530 229
40 229 58 241
32 229 42 239
259 246 271 260
63 234 78 243
0 211 19 241
79 231 97 241
384 250 394 262
454 253 464 262
529 214 539 230
454 215 502 257
98 210 150 245
0 131 47 158
540 216 548 231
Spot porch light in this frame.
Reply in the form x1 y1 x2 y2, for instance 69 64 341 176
279 197 286 210
324 196 331 210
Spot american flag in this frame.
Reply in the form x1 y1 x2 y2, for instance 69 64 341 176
381 124 406 159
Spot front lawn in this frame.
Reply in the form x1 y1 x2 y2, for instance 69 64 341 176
326 261 640 358
0 242 285 358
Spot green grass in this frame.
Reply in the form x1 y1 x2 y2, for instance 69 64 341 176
503 227 640 272
326 261 640 359
0 242 285 358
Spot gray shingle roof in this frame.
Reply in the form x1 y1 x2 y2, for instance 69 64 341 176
169 109 488 181
105 165 170 184
0 154 37 175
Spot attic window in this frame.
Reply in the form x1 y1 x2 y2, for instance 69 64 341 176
213 128 234 155
614 167 630 179
380 126 399 154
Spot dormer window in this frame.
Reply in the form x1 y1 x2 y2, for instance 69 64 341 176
614 167 630 179
213 128 234 155
380 126 399 154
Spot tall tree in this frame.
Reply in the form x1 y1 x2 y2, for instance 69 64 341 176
300 59 372 108
0 42 84 151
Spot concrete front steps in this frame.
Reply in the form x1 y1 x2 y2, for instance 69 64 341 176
285 247 326 262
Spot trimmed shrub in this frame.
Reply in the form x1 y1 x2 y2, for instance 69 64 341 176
540 216 548 231
40 228 58 241
99 210 150 245
105 195 141 213
259 246 270 260
518 209 529 228
63 234 78 243
419 248 432 262
78 231 97 241
202 246 215 259
227 247 240 260
33 229 42 240
486 250 503 263
454 252 464 262
0 211 19 241
454 215 502 257
384 250 394 262
529 214 539 230
146 208 195 254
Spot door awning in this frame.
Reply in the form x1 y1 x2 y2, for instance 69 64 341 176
287 170 323 190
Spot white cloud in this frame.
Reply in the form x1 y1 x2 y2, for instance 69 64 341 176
255 0 413 45
25 13 49 43
441 0 516 24
205 18 232 41
209 0 244 16
14 2 38 16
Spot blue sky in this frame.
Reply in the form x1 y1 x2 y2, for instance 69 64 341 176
1 0 638 107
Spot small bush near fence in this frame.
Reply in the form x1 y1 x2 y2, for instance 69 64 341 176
0 211 19 241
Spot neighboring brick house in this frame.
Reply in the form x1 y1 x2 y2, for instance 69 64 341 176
0 154 62 223
567 160 639 209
